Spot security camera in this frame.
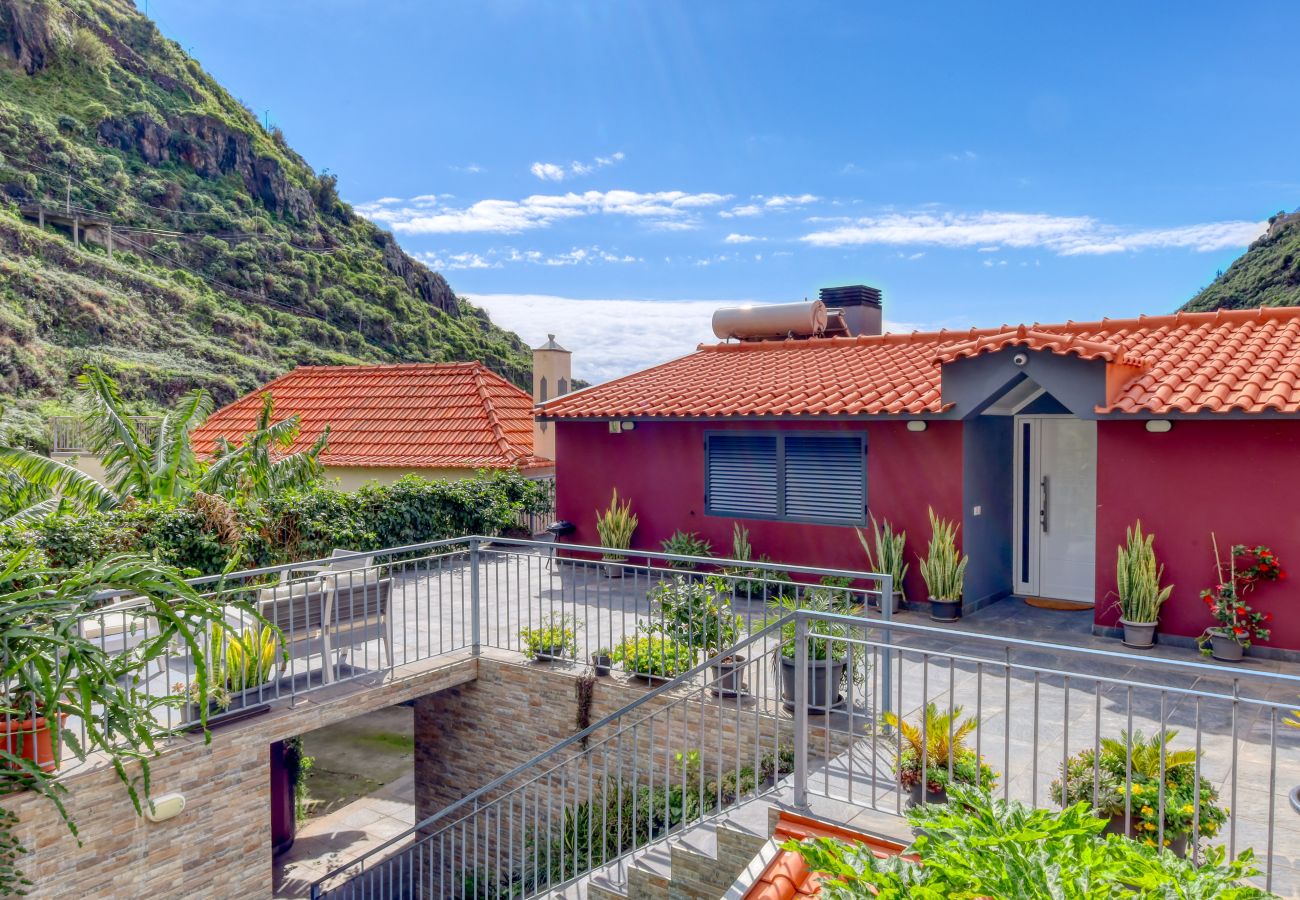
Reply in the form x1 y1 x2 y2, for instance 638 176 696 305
1012 352 1029 367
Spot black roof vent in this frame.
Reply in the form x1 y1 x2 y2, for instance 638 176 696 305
819 284 882 308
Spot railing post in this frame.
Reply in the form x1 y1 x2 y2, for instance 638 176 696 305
470 537 481 658
793 612 809 809
879 573 893 726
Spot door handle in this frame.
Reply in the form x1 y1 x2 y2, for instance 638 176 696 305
1040 475 1049 533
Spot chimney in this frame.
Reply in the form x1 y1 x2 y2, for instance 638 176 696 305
819 284 883 336
532 334 571 462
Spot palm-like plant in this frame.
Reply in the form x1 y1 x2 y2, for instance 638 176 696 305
0 368 328 522
1100 729 1198 779
885 702 978 767
197 393 330 502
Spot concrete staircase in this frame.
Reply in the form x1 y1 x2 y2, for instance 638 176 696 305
583 816 770 900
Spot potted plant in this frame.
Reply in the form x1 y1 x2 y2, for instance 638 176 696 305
857 513 908 613
595 489 638 577
1050 749 1127 833
611 635 694 682
591 648 612 676
1113 521 1173 649
0 550 233 844
882 702 996 806
660 530 713 570
770 595 866 713
1098 729 1227 855
918 508 967 622
650 576 745 694
520 614 579 661
1197 538 1285 662
176 619 283 724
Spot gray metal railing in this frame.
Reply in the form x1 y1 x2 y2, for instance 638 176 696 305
48 414 160 453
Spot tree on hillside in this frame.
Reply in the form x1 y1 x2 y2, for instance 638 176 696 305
0 368 329 523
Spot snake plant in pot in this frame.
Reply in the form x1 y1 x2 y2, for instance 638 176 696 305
1114 521 1173 649
918 508 967 622
594 489 638 576
770 594 867 713
178 620 284 724
857 514 908 613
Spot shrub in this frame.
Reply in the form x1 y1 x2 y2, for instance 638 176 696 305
612 636 694 679
648 576 741 655
786 786 1270 899
519 614 578 659
883 702 997 794
659 530 712 567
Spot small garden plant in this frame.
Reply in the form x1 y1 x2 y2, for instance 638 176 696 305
519 614 579 660
1114 520 1173 625
882 702 997 798
594 489 638 562
1098 729 1227 847
918 507 966 602
1199 537 1285 654
612 635 694 679
659 530 712 568
856 513 907 602
648 576 742 656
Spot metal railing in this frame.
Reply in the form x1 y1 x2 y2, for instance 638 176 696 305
47 536 1300 896
305 562 1300 898
511 476 556 535
48 415 160 453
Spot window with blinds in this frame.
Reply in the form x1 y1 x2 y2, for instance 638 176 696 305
704 432 866 525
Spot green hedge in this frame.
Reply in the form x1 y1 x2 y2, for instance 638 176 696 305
4 471 550 576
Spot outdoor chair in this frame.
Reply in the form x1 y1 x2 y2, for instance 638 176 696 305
256 549 394 684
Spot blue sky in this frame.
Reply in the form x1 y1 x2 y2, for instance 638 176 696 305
147 1 1300 381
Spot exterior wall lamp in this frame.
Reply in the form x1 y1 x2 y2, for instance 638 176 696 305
906 420 928 432
1144 420 1173 433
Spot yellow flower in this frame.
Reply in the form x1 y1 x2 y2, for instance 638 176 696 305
1143 838 1155 847
1131 784 1143 795
1143 822 1157 832
1140 806 1153 816
1162 839 1171 847
1182 804 1194 814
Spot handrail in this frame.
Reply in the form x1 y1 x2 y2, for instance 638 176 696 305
801 607 1300 688
311 614 794 890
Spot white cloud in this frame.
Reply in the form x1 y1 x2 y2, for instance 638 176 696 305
724 233 762 244
426 245 640 269
529 151 625 182
719 193 819 218
417 251 496 271
357 189 732 234
469 294 927 383
450 163 484 174
800 210 1266 256
946 150 978 162
763 193 819 208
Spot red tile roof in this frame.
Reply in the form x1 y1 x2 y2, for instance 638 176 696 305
540 307 1300 419
191 363 550 470
742 811 907 899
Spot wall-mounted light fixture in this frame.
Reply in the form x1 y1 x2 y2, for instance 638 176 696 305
144 793 186 823
906 420 928 432
620 420 636 431
1144 420 1173 433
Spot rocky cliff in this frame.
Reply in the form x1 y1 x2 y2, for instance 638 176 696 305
0 0 530 446
1182 211 1300 312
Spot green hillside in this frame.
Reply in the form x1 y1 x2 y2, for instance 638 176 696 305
1182 211 1300 312
0 0 531 448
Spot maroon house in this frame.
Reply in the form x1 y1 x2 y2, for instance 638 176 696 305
538 288 1300 655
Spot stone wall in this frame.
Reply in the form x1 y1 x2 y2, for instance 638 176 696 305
411 654 851 895
2 656 475 899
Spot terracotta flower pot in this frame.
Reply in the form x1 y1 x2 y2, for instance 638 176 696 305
2 713 66 773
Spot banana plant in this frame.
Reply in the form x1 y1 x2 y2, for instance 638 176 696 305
197 393 329 502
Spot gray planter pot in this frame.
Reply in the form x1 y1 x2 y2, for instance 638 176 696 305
1119 619 1157 649
602 561 628 578
779 654 845 713
710 654 746 696
1210 633 1245 662
184 683 273 730
908 781 948 808
591 653 612 675
873 590 904 615
929 597 961 622
532 645 570 662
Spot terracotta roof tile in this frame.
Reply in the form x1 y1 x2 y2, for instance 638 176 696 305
542 306 1300 419
191 363 550 470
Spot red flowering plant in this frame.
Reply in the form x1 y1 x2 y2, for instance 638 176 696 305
1198 539 1285 653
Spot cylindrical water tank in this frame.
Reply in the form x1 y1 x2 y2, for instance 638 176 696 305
711 300 829 341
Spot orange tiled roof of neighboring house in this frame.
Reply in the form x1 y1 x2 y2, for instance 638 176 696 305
539 306 1300 419
742 811 907 900
191 363 551 470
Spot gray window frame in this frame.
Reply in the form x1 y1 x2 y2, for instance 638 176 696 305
703 430 868 526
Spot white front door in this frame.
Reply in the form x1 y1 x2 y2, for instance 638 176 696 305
1014 416 1097 604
